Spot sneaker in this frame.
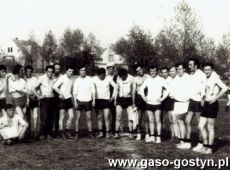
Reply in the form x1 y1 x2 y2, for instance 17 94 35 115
176 141 184 147
74 133 79 140
96 133 104 138
129 133 134 140
105 132 110 139
146 136 155 143
193 143 203 152
155 136 161 143
136 134 141 141
202 148 213 154
65 131 73 139
113 133 120 139
47 135 53 140
177 142 191 149
145 134 150 142
88 133 94 139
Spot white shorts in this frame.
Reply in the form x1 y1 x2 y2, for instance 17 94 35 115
172 101 189 115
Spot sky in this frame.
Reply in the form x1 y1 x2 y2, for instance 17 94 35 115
0 0 230 47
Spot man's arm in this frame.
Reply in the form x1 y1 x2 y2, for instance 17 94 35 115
132 78 137 107
109 78 117 101
53 76 64 99
33 77 42 99
139 79 147 102
73 79 78 108
91 78 96 107
210 78 228 103
18 116 29 140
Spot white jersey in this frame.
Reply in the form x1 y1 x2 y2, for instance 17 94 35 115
25 76 38 96
204 71 227 101
93 76 116 100
117 74 134 98
140 75 168 105
0 77 7 98
170 73 191 102
134 74 150 95
8 76 27 98
53 74 73 99
73 76 95 102
189 69 206 101
36 74 55 98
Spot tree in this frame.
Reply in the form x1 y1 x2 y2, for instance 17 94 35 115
40 30 57 63
112 25 156 68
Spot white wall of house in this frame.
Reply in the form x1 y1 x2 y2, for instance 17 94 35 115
1 39 23 60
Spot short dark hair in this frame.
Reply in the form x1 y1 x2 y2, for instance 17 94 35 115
149 64 158 71
24 65 34 72
6 104 13 110
45 65 54 71
133 64 143 71
203 62 214 69
97 68 106 75
160 66 168 72
79 64 87 70
188 57 200 68
118 68 128 77
168 64 176 70
12 65 23 75
66 65 74 71
175 62 186 69
0 65 6 71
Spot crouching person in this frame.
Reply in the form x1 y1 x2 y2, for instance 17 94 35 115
0 104 28 145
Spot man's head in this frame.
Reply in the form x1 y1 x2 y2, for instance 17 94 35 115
6 104 14 118
106 63 115 76
175 62 186 77
24 65 34 78
149 65 158 78
134 64 144 77
66 66 74 78
203 62 214 78
169 65 177 78
79 65 87 77
0 65 6 78
97 68 106 80
54 63 61 76
45 65 54 78
12 65 23 77
118 68 128 81
188 57 200 73
160 67 168 79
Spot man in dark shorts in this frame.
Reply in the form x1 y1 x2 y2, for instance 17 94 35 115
73 65 95 139
185 58 206 151
0 65 8 117
132 64 149 141
93 68 117 138
53 66 74 139
114 68 134 139
196 62 227 154
24 65 39 139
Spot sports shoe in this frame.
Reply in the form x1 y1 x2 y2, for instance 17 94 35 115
177 142 191 149
136 134 141 141
113 133 120 139
155 136 161 143
129 133 134 140
193 143 203 152
105 132 110 139
145 134 150 142
202 148 213 154
65 131 73 139
96 132 104 138
146 136 155 143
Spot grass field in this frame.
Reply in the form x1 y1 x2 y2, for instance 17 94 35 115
0 100 229 170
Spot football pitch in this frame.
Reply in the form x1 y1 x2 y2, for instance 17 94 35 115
0 100 229 170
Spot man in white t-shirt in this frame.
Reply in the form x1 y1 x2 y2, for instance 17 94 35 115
132 64 149 141
0 104 28 145
114 68 134 139
196 62 227 154
94 68 117 138
140 65 169 143
73 65 95 139
24 65 39 139
0 65 8 117
170 62 191 149
53 66 74 139
186 58 206 151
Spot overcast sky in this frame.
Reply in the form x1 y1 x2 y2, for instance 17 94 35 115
0 0 230 47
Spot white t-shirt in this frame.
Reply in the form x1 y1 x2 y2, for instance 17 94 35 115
140 75 168 105
73 76 95 102
204 71 227 101
93 76 116 100
53 74 73 99
134 74 150 95
117 74 134 98
25 76 38 96
170 73 191 102
189 69 206 101
8 76 27 98
0 77 7 98
37 74 55 98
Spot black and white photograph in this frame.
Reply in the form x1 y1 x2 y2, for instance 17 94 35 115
0 0 229 169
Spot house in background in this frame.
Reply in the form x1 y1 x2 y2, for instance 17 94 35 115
95 48 127 69
0 38 45 72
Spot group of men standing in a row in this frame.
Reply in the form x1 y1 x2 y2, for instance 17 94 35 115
0 58 228 154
